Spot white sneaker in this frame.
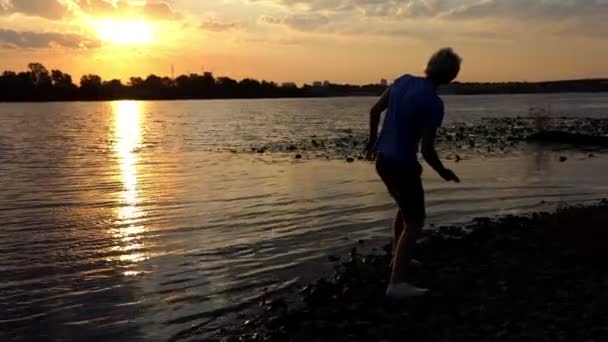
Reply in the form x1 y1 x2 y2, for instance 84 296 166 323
385 283 429 299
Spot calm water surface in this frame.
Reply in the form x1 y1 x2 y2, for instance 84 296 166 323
1 94 608 341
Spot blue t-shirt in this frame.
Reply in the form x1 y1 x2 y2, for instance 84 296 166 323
375 74 444 162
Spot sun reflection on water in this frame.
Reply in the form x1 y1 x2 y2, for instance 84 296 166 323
112 101 147 267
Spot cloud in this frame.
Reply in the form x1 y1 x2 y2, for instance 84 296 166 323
260 13 330 31
76 0 182 20
141 1 181 20
443 0 608 20
341 0 438 18
251 0 449 16
260 15 282 25
76 0 115 14
253 0 608 41
0 0 70 19
0 28 99 48
256 0 608 20
258 12 433 39
200 19 241 32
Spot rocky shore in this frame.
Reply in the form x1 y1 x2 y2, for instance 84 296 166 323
217 200 608 342
244 117 608 160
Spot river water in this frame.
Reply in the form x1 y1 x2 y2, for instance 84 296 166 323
1 93 608 341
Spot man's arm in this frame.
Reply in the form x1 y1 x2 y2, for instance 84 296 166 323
421 128 460 182
365 87 391 159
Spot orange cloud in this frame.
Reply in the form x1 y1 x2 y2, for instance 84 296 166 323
200 19 241 32
77 0 182 20
0 0 69 19
260 14 330 31
0 28 99 48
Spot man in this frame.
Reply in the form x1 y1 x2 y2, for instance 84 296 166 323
365 48 462 299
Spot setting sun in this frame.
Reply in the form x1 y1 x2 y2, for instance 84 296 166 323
96 19 154 45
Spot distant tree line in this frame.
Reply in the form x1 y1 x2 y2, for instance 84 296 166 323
0 63 607 102
442 80 608 95
0 63 314 101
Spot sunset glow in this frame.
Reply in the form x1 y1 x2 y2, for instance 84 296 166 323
0 0 606 83
95 18 154 45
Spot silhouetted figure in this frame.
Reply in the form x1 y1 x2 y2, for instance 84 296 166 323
365 48 462 299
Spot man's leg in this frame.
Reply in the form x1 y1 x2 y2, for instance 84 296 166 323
392 210 404 254
389 220 424 285
385 162 428 298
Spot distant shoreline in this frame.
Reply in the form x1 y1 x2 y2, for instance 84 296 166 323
1 89 607 104
1 63 607 102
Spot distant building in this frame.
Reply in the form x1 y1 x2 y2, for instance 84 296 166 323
281 82 297 88
312 81 323 87
323 80 331 87
380 78 388 87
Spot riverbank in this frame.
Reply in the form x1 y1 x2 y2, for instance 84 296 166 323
218 200 608 342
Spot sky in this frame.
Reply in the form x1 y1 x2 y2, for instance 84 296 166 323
0 0 607 84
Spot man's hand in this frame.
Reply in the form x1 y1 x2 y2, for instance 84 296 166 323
421 128 460 183
364 139 376 161
439 168 460 183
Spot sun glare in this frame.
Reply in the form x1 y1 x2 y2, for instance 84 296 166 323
96 18 154 45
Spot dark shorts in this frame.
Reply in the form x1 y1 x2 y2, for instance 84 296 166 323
376 155 426 223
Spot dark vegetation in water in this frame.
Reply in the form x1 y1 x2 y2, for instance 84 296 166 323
528 131 608 146
1 63 607 102
444 79 608 95
216 201 608 342
247 117 608 160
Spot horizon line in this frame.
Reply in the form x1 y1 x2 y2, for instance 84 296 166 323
2 64 608 87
